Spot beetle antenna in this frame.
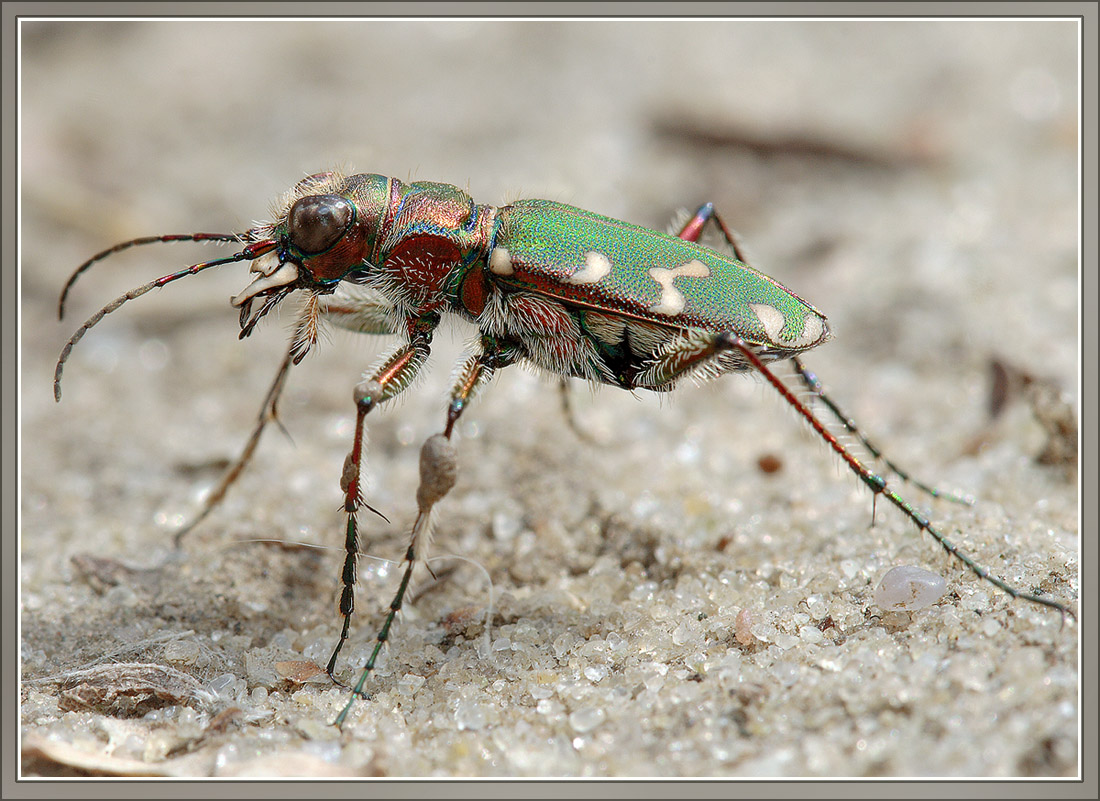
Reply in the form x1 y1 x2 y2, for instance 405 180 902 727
54 240 278 401
58 233 245 321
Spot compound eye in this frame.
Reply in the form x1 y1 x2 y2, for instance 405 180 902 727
287 194 353 254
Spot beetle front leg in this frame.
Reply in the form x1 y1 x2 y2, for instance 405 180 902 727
317 284 398 337
174 291 399 545
326 314 438 682
173 341 295 546
174 297 332 545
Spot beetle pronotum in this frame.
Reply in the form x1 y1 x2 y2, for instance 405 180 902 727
55 171 1076 726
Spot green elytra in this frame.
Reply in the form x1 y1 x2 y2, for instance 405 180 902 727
54 170 1074 729
494 198 825 349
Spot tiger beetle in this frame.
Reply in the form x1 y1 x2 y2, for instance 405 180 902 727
54 171 1076 727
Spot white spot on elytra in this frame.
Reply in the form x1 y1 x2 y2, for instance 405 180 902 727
565 251 612 284
799 313 825 347
489 247 513 276
647 260 710 316
749 303 785 343
749 303 825 348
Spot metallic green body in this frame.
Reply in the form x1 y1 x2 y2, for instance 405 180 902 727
218 173 830 389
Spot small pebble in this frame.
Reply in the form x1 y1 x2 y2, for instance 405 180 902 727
757 453 783 474
874 565 947 611
734 608 755 646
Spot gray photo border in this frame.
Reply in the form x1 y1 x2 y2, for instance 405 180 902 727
3 2 1095 799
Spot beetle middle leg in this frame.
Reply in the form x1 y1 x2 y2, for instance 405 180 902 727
326 313 438 682
332 335 520 726
556 378 605 445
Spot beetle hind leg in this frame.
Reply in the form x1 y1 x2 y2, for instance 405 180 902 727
790 356 974 506
674 204 970 506
630 328 771 390
674 202 750 262
713 332 1074 620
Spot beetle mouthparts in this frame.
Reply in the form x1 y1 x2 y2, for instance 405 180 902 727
231 260 299 307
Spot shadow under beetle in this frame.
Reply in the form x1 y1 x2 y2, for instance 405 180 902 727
54 171 1076 726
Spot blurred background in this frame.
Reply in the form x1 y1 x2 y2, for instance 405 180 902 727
20 19 1079 778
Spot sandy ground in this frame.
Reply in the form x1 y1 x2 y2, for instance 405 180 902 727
19 19 1079 780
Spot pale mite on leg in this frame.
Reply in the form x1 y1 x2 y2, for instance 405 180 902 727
417 434 458 512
